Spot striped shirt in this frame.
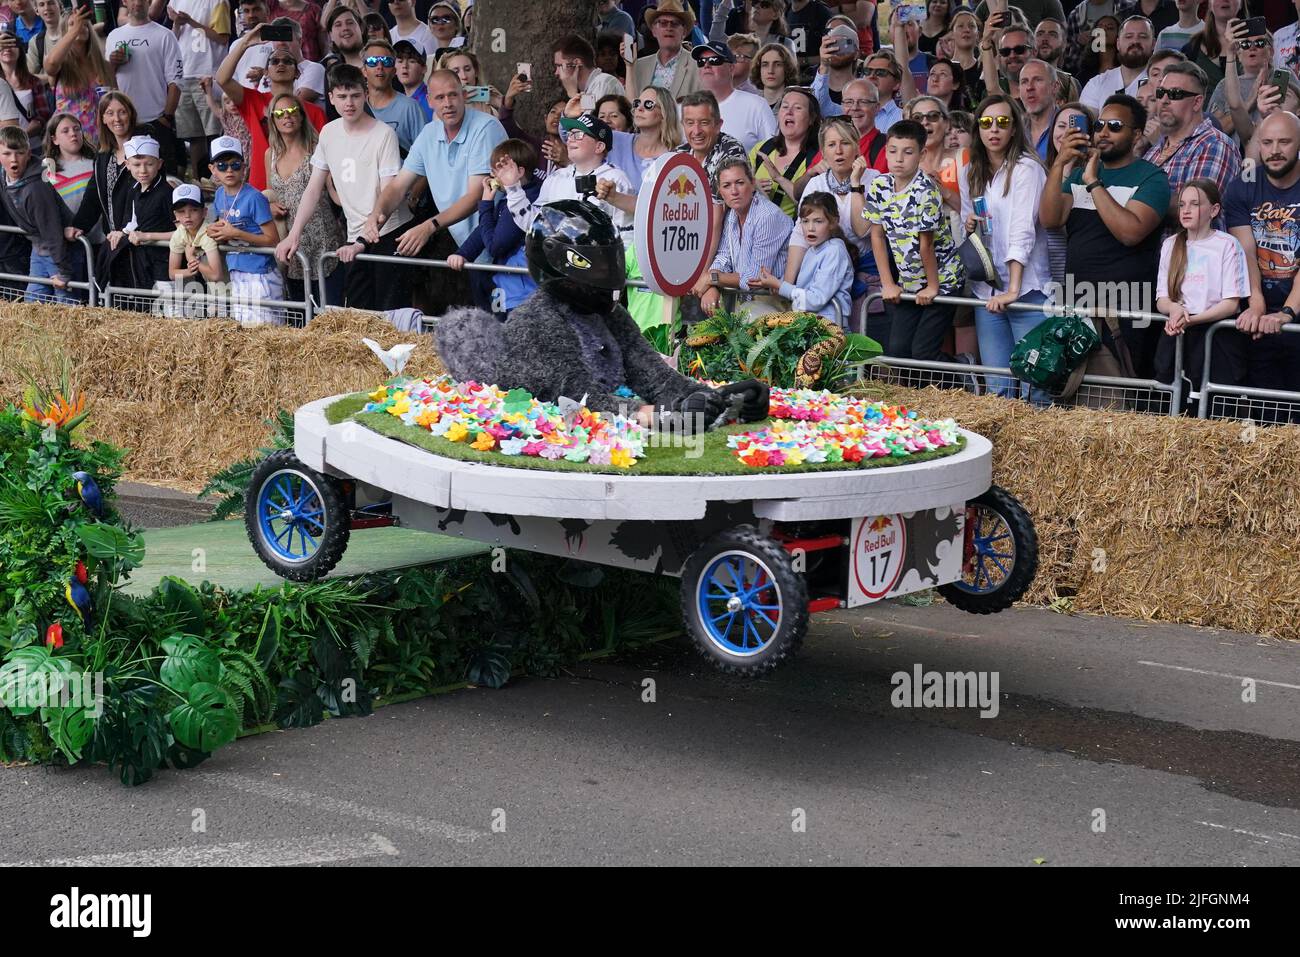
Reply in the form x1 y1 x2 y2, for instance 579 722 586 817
711 189 792 288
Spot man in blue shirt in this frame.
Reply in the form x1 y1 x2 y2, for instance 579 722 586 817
365 69 507 309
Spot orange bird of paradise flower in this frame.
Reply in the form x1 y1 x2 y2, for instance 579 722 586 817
22 392 86 429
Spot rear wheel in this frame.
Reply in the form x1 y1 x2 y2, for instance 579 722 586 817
681 526 808 676
245 450 350 581
938 485 1037 614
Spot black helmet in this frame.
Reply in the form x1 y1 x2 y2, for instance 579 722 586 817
525 200 626 312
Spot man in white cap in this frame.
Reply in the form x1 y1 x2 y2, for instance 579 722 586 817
107 0 182 172
692 39 775 152
206 133 282 325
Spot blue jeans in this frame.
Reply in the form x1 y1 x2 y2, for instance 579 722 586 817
26 246 85 304
974 289 1053 406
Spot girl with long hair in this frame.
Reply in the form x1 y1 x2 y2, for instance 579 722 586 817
1078 14 1120 83
963 94 1052 403
920 0 953 55
266 92 344 308
607 85 680 189
944 8 981 95
750 86 821 217
1154 178 1250 395
750 191 855 324
41 4 111 147
2 35 50 151
438 49 502 116
752 41 798 113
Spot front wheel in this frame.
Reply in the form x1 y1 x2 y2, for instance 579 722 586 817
938 485 1038 614
245 450 350 581
680 526 808 676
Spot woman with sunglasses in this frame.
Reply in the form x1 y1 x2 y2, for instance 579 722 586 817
425 1 466 57
750 86 821 217
1214 20 1280 145
266 91 344 309
963 94 1053 404
752 41 797 114
906 95 963 213
603 85 680 190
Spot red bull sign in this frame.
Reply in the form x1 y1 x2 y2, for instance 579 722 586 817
634 153 714 296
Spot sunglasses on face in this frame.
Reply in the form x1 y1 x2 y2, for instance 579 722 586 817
268 56 297 66
999 44 1030 56
1092 118 1128 132
1237 38 1269 49
365 55 395 68
697 56 727 67
1154 87 1197 100
214 160 244 171
978 114 1012 129
633 98 658 110
911 110 944 122
865 67 894 78
272 105 300 117
429 15 455 24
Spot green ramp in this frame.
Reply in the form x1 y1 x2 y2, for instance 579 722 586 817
126 521 491 595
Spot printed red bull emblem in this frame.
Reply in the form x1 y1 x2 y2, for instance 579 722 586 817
635 153 713 296
849 513 907 603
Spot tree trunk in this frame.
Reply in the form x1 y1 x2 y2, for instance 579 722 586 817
471 0 599 141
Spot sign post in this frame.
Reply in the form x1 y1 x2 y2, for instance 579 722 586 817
634 152 715 298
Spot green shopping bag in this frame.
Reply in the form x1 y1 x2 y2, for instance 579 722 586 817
1010 312 1100 395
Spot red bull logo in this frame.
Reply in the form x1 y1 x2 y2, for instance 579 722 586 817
666 174 697 197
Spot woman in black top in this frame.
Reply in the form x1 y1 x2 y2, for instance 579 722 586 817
71 92 137 241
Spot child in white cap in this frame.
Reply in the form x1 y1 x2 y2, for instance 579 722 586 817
164 183 224 316
205 134 283 325
100 134 174 293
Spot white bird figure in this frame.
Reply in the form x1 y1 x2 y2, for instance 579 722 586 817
362 338 417 375
557 393 589 429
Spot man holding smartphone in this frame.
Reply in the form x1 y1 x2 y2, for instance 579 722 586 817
168 0 231 182
811 22 859 116
106 0 181 172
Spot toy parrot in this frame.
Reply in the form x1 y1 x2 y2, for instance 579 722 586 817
71 471 104 518
65 562 92 625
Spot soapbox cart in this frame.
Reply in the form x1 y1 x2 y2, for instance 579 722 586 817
244 396 1038 675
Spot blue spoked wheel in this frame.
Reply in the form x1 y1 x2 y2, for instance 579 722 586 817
939 485 1038 614
245 450 350 581
681 526 808 676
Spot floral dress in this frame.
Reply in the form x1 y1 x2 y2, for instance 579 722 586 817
270 150 343 279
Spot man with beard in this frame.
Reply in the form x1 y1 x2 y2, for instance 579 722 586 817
1020 59 1059 160
812 22 860 116
1034 17 1066 65
978 19 1032 100
1116 0 1179 39
1040 93 1170 375
1081 16 1154 110
1223 111 1300 401
1143 61 1239 225
322 5 365 71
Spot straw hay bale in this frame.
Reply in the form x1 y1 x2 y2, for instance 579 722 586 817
1 303 442 488
853 381 1300 640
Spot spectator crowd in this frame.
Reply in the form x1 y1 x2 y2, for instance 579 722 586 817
1 0 1299 408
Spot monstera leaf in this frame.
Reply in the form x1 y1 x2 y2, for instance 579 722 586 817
0 646 72 717
160 634 221 694
168 682 239 751
76 524 145 570
41 703 95 762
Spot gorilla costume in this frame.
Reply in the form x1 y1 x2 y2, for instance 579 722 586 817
435 200 767 430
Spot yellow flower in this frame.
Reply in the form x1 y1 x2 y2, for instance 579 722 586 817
417 408 440 428
446 422 469 442
387 396 410 416
610 447 634 468
368 387 389 401
472 431 496 451
783 448 805 466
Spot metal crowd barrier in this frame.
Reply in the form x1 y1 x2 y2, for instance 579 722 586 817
1197 319 1300 424
101 244 314 328
839 292 1186 417
0 225 98 305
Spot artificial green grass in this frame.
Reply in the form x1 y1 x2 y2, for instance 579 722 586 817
324 392 964 477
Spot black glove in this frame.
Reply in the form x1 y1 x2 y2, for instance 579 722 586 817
715 379 770 422
672 389 727 433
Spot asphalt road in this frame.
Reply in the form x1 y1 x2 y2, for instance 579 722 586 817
3 594 1297 866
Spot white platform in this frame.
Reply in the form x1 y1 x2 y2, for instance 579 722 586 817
295 394 993 522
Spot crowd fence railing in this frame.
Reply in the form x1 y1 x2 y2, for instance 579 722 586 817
1198 319 1300 424
0 224 98 306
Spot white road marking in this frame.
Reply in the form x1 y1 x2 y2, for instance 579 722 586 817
2 832 399 867
1195 821 1300 845
1137 660 1300 691
197 771 486 844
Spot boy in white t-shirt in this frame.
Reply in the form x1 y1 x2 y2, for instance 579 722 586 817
276 65 411 310
1155 179 1250 398
502 111 632 231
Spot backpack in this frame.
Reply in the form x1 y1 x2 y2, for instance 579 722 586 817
1010 312 1100 395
